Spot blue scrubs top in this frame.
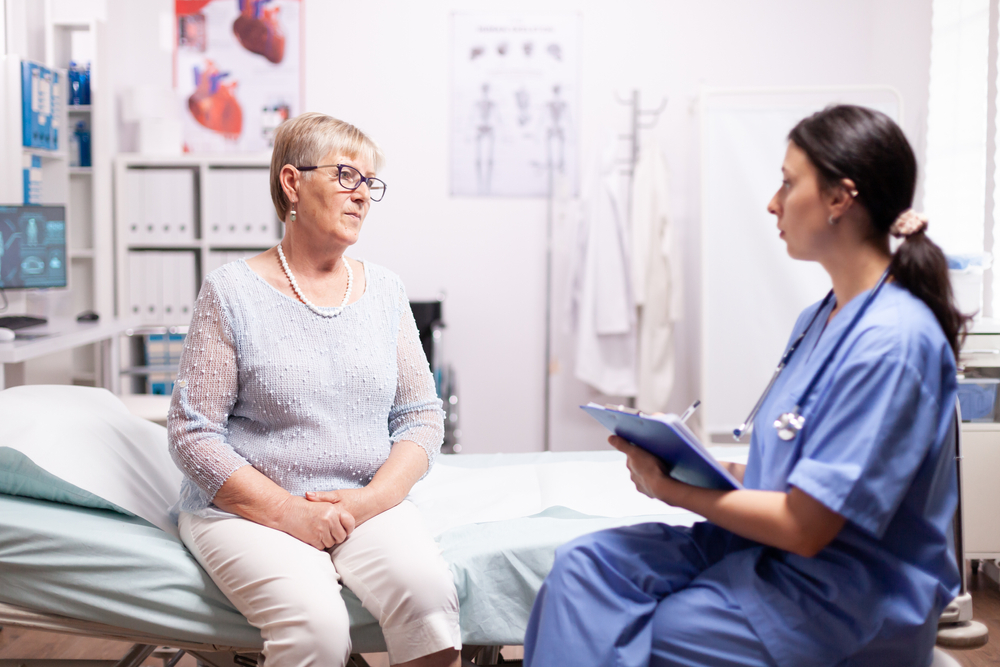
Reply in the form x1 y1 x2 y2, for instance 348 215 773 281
729 282 960 665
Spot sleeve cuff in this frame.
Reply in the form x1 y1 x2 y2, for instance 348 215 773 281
788 458 883 537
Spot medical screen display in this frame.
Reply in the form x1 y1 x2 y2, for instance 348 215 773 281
0 206 67 289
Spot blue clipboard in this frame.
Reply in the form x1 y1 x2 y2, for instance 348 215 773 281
580 403 743 491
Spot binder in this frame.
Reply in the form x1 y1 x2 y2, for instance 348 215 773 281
141 171 160 243
125 169 145 242
127 251 145 319
176 251 197 323
247 168 278 245
205 168 228 244
580 403 743 491
170 169 196 243
143 251 163 323
204 169 217 244
204 250 225 276
160 252 179 322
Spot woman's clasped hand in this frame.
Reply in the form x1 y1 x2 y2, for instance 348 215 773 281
283 491 357 549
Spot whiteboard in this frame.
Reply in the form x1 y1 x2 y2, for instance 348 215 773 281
700 87 901 439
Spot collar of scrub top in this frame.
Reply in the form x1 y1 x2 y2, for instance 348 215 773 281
733 267 891 442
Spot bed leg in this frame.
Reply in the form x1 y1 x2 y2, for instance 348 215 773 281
186 651 260 667
164 649 187 667
113 644 157 667
462 646 502 665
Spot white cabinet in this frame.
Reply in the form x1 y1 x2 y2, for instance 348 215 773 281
959 319 1000 559
960 425 1000 558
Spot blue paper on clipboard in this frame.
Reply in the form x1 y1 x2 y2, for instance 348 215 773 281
581 403 742 491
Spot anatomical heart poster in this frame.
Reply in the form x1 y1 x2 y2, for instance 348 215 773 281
175 0 301 153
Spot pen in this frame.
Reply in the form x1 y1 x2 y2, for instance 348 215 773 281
680 399 701 423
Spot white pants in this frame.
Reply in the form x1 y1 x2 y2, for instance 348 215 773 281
179 500 461 667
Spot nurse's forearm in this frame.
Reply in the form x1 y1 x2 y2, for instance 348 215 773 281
671 485 846 557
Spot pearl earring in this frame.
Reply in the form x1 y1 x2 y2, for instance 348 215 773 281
290 209 296 223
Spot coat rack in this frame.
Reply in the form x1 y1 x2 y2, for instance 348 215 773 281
618 90 668 172
541 90 667 452
616 90 668 223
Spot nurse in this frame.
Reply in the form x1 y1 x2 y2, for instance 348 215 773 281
523 105 966 667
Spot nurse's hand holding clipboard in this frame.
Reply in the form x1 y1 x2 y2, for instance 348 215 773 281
609 434 845 558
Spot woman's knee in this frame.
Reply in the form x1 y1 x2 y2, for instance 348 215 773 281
259 594 352 667
387 553 458 620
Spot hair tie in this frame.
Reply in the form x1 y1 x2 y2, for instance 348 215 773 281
890 209 928 238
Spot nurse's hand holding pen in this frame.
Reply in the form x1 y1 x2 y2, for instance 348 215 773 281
608 435 846 558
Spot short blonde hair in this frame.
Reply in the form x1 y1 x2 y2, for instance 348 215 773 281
269 112 386 220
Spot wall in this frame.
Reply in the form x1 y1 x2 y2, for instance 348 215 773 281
105 0 174 154
88 0 932 454
304 0 933 453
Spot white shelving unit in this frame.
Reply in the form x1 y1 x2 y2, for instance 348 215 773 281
43 14 113 386
0 57 69 230
114 153 281 395
0 11 110 387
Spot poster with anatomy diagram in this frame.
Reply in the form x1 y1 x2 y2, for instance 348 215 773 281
175 0 301 153
451 13 580 197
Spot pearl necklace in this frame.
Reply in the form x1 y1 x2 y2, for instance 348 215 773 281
276 243 353 318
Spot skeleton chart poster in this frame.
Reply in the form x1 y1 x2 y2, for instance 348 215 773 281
175 0 301 153
451 13 580 197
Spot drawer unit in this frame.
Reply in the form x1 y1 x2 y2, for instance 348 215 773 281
961 424 1000 558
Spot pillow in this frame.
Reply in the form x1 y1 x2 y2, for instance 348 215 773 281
0 447 125 513
0 385 182 536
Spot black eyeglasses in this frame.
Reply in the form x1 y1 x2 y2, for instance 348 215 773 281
295 163 386 202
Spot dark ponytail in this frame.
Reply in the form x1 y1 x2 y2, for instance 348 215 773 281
789 105 969 357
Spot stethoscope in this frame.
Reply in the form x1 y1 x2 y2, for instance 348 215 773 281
733 268 891 442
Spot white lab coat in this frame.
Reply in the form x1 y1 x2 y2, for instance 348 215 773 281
571 151 638 397
631 144 680 413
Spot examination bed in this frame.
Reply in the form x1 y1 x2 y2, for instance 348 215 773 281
0 385 707 666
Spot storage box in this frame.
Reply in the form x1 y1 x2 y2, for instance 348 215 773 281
957 378 1000 422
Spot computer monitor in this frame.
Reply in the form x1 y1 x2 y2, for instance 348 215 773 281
0 205 67 290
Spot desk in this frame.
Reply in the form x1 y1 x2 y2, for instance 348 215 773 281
0 318 139 392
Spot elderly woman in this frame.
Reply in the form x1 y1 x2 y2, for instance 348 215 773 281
168 112 462 667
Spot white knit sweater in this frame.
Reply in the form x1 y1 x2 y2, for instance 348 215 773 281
167 259 445 515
